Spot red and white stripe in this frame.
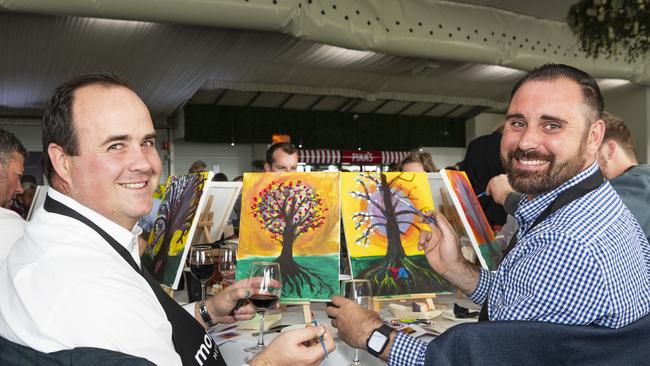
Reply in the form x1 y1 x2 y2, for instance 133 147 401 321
381 151 409 164
299 149 341 164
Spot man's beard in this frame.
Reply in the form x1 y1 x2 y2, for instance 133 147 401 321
502 139 588 195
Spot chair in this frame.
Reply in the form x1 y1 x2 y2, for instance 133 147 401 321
425 313 650 366
0 335 154 366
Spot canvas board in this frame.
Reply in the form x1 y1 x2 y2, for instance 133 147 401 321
26 185 48 221
439 169 501 270
341 171 452 297
142 171 214 289
236 172 340 302
191 181 242 244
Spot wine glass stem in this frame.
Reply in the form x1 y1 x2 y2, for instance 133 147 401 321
200 282 206 302
257 311 265 347
353 349 360 363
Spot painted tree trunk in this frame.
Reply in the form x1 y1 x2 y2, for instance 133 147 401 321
379 173 406 260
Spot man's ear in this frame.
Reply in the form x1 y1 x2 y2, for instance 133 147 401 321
263 162 271 172
605 139 618 160
48 143 72 185
587 119 606 156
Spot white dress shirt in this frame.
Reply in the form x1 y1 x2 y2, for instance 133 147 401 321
0 207 25 261
0 189 182 365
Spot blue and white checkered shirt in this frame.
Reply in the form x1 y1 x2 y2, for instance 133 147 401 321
388 163 650 366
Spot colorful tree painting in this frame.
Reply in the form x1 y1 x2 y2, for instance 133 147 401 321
142 172 212 288
251 179 334 297
237 172 340 301
342 172 449 296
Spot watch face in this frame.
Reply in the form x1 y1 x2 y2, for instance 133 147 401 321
368 331 388 351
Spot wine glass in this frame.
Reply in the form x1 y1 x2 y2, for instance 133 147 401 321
218 244 237 288
342 279 372 366
244 262 281 354
189 245 215 303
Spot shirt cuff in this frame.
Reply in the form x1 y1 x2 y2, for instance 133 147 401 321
468 268 493 304
388 332 427 366
182 301 196 315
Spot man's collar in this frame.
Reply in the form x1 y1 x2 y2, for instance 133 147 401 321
515 162 600 227
47 189 142 247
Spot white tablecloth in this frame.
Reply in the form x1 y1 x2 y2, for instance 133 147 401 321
211 295 479 366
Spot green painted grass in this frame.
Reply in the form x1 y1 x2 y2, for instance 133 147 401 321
350 255 452 294
236 254 340 301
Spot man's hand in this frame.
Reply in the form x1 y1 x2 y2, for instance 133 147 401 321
204 279 256 324
417 211 480 294
326 296 383 349
486 174 514 206
250 326 335 366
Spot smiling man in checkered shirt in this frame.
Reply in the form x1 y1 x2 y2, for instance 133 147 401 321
327 64 650 365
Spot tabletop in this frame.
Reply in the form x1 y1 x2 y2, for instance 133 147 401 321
204 294 479 366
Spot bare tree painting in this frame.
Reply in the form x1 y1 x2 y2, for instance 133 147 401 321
344 172 448 296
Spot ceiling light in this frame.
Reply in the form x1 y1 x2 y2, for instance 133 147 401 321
597 78 631 91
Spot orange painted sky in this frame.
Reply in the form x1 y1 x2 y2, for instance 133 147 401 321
238 172 340 259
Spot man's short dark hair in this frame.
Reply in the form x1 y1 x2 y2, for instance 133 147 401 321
510 64 604 123
265 142 298 166
0 127 28 167
42 72 131 184
602 112 637 160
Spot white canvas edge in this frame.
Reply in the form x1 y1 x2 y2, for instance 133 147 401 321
438 169 489 270
26 185 48 221
194 181 242 244
170 171 215 289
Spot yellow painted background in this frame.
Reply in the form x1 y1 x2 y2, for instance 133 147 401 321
341 172 434 258
238 172 340 258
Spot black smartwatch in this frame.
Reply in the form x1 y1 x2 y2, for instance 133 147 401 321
366 324 393 358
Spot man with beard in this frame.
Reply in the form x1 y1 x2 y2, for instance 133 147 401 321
327 64 650 365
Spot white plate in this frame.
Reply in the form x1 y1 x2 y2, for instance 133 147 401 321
441 309 479 323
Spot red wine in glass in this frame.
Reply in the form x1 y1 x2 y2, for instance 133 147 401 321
249 294 279 310
244 261 281 355
190 263 216 282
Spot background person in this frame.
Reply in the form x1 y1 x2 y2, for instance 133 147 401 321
0 128 28 260
397 151 437 172
264 142 298 172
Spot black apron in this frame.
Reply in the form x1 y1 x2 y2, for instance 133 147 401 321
44 196 227 366
478 169 604 321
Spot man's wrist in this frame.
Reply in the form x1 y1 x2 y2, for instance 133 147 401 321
443 259 480 295
198 301 218 327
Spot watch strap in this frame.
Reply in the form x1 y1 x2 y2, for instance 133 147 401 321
366 324 393 357
199 301 217 327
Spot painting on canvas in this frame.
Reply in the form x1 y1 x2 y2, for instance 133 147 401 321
440 169 501 270
142 171 213 288
236 172 340 301
341 171 451 296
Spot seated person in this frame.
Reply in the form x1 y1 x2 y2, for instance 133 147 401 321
0 73 334 366
397 151 437 172
328 64 650 365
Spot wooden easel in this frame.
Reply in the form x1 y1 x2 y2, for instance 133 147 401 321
280 300 313 323
372 293 436 313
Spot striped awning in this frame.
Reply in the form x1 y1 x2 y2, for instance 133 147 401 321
299 149 409 165
299 149 341 164
381 151 410 165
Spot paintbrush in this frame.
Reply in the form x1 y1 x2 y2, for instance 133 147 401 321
397 197 437 225
312 320 328 358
